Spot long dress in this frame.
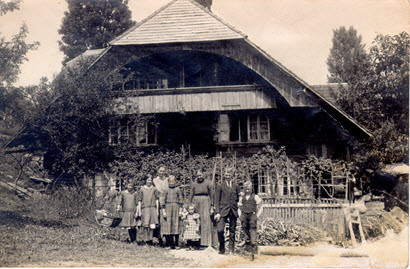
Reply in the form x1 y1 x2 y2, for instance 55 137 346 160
139 185 159 228
118 190 138 228
188 179 213 246
162 186 183 235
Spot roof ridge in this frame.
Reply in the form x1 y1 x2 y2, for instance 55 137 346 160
109 0 179 45
186 0 247 38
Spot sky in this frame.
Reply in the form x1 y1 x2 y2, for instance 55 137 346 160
0 0 408 87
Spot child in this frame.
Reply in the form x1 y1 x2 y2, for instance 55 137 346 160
138 176 160 246
162 175 183 249
182 204 201 250
238 181 263 260
117 181 139 243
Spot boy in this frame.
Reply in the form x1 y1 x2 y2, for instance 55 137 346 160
238 181 263 260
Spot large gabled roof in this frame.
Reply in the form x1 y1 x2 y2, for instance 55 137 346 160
94 0 372 139
109 0 246 46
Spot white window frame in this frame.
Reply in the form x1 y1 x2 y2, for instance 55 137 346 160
247 114 270 142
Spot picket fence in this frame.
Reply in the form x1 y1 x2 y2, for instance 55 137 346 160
261 197 345 227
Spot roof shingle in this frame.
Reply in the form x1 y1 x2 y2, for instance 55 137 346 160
110 0 245 46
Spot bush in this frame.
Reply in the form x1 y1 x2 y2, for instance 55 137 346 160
27 186 95 223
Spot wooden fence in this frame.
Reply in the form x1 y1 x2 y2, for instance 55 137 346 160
261 197 345 228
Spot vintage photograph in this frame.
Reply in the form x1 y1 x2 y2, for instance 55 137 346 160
0 0 408 267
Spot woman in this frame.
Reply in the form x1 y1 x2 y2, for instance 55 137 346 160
162 175 183 249
188 169 213 247
153 166 169 246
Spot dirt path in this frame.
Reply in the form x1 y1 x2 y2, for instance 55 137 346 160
170 227 408 268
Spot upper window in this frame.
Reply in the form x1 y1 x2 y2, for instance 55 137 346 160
248 114 270 141
113 78 168 91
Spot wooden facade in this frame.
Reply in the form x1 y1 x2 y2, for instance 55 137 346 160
72 0 371 160
112 85 276 114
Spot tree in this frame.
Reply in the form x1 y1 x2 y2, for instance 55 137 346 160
0 0 21 15
329 30 409 164
364 32 409 163
368 32 409 133
0 24 39 86
326 26 370 83
58 0 135 64
0 2 39 131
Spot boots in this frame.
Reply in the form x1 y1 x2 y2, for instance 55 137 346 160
218 232 225 254
128 228 137 243
174 235 180 249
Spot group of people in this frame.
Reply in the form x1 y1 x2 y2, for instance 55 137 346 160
116 166 263 259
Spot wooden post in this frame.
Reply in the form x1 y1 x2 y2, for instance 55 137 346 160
287 163 291 197
220 151 223 183
182 145 186 199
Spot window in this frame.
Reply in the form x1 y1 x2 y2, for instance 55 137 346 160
113 78 168 91
109 176 124 192
252 168 269 194
109 118 157 146
136 121 157 145
248 114 270 141
307 143 329 158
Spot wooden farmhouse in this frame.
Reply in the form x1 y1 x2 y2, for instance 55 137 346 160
64 1 378 231
68 0 371 161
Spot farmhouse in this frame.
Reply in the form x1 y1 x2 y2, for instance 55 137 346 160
68 0 371 161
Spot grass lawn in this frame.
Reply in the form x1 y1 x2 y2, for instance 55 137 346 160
0 192 193 267
0 215 193 267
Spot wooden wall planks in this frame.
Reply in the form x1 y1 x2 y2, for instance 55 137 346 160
113 89 276 114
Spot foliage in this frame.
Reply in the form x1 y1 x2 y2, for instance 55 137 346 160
27 186 94 222
326 26 370 83
0 3 40 146
360 32 409 164
257 218 327 246
58 0 135 64
328 29 409 164
0 23 39 86
0 0 21 15
22 61 119 179
109 147 214 198
0 78 51 131
368 120 409 164
107 146 351 200
367 32 409 133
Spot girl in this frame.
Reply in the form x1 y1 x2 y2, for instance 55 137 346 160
162 175 183 249
138 176 160 246
183 204 201 250
117 181 139 243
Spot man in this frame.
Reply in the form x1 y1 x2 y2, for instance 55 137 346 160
214 167 241 255
238 181 263 260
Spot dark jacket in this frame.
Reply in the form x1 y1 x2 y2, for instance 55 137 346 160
215 180 240 217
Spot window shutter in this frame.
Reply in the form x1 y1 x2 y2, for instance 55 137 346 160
218 114 230 142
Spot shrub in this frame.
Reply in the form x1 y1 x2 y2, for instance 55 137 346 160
27 186 94 223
